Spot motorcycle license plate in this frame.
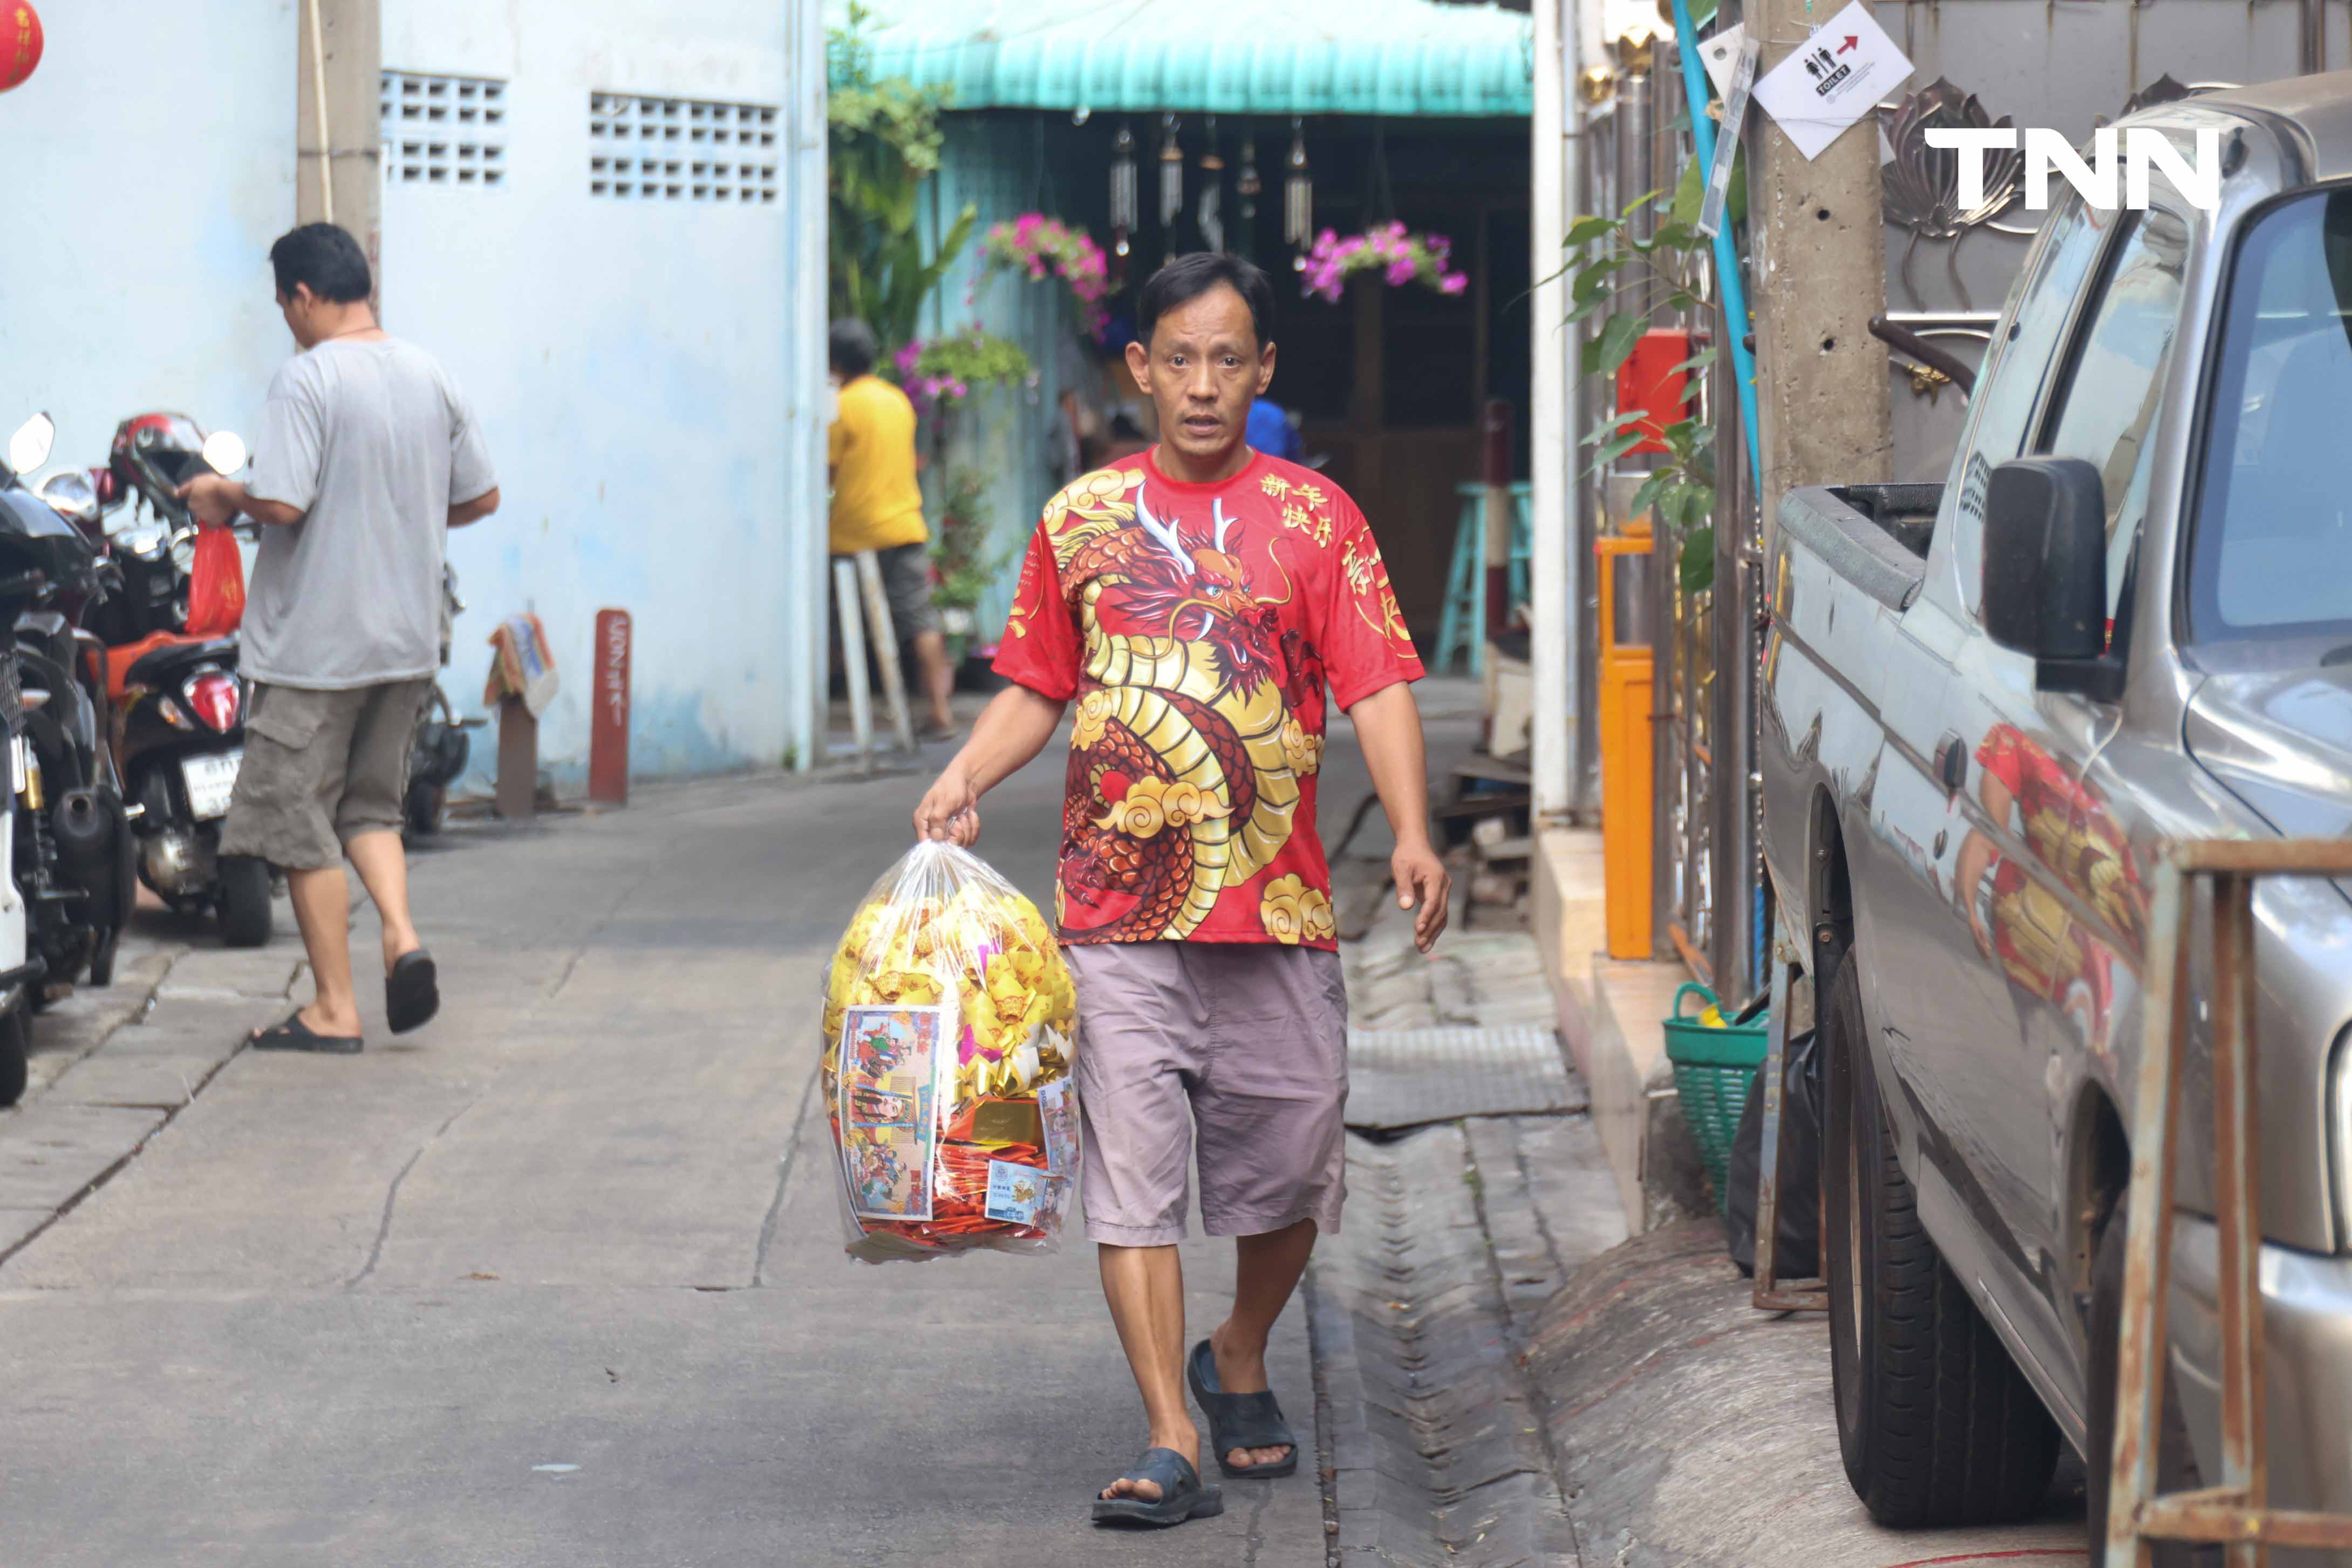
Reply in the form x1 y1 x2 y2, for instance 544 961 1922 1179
182 750 242 821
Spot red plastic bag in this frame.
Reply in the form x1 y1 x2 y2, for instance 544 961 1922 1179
185 522 245 637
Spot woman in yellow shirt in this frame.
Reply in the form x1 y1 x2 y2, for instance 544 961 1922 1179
828 319 956 739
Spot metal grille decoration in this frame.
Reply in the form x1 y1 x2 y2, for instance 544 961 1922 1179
1877 79 2022 311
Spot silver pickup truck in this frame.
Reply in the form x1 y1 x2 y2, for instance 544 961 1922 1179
1763 74 2352 1556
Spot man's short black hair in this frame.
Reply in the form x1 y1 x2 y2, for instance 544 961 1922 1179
1137 253 1275 351
829 318 878 379
269 222 372 304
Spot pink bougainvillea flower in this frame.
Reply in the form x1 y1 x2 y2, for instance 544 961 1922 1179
1385 257 1417 286
1440 272 1468 295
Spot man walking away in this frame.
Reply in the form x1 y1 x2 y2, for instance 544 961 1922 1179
179 222 499 1054
915 252 1449 1527
828 319 957 740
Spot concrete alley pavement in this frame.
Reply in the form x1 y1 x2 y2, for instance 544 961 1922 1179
0 747 1328 1566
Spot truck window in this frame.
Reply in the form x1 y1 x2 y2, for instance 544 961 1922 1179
2187 187 2352 644
2037 208 2192 619
1948 193 2108 620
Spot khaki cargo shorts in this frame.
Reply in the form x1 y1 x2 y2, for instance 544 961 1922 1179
1065 940 1349 1247
220 679 433 871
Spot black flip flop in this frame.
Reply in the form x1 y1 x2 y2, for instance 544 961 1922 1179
385 950 439 1035
1089 1447 1224 1529
1187 1339 1299 1478
249 1012 363 1055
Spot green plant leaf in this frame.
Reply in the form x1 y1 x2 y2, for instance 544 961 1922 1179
1626 469 1673 520
1566 214 1615 247
1580 431 1646 478
1679 527 1716 595
1580 408 1646 446
1667 345 1720 376
1592 312 1644 379
1669 158 1706 229
1571 254 1631 304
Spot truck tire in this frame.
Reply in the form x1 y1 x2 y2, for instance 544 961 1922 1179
1822 957 2060 1525
2083 1195 2215 1566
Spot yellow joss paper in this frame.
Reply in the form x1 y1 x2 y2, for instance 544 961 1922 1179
817 840 1082 1263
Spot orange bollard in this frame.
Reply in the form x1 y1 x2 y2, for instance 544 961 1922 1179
1596 533 1654 960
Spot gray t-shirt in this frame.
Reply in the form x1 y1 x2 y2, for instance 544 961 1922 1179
242 337 496 689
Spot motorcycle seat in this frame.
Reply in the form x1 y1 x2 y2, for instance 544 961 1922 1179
110 631 236 700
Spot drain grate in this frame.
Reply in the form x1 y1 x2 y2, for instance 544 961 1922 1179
1345 1026 1584 1131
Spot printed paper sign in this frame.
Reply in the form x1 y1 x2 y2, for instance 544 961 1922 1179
1700 24 1748 101
838 1003 952 1220
1038 1076 1079 1176
983 1158 1066 1228
1749 0 1913 161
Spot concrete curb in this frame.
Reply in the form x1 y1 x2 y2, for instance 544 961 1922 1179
1521 1220 2089 1568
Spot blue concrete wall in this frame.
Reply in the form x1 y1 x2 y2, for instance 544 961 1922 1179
384 0 793 786
0 1 295 494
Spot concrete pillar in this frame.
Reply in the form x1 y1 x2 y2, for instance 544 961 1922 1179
1529 0 1584 827
296 0 380 276
1746 0 1894 514
783 0 830 772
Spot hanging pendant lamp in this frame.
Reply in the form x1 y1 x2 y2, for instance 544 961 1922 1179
1109 118 1138 266
1158 113 1185 243
1283 118 1312 271
1197 114 1225 254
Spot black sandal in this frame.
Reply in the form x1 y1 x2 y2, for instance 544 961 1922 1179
1089 1447 1224 1528
1187 1339 1299 1478
248 1012 363 1055
385 950 439 1035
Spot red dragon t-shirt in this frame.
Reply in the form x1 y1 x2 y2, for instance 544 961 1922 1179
993 448 1422 950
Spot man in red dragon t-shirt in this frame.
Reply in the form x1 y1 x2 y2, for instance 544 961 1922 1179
915 253 1449 1528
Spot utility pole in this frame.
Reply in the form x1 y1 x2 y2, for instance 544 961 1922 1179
296 0 381 275
1745 0 1893 513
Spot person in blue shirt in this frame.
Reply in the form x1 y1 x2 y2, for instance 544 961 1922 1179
1245 397 1302 462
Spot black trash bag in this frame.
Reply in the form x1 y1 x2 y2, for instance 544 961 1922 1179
1726 1027 1821 1278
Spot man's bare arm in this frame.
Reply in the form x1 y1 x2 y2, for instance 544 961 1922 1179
175 473 302 527
1346 680 1451 953
912 684 1067 845
449 487 500 527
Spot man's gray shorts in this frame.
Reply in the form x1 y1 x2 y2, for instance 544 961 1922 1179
221 679 432 871
1066 940 1349 1247
872 541 936 638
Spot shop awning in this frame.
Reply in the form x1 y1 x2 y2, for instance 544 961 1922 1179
827 0 1535 119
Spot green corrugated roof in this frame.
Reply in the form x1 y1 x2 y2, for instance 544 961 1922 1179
828 0 1535 119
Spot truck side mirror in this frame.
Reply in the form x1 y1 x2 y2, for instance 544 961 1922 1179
1981 457 2124 701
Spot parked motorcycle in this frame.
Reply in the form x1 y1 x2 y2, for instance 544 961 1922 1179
405 564 479 837
1 411 135 1048
63 414 269 945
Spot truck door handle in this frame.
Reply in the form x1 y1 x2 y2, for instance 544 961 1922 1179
1933 732 1967 796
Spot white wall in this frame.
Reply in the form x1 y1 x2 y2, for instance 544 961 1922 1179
0 1 295 482
384 0 794 782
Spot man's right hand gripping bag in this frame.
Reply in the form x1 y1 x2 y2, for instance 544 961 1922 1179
820 841 1080 1263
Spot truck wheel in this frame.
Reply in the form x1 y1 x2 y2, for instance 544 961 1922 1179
0 1005 24 1107
2084 1195 2215 1566
1822 957 2060 1524
217 856 274 949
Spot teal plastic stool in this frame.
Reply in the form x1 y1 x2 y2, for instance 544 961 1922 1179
1434 482 1532 676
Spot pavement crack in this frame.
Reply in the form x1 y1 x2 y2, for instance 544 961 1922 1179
346 1094 483 1291
1240 1477 1271 1566
752 1056 823 1287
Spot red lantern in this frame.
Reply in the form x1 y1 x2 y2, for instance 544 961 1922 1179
0 3 42 94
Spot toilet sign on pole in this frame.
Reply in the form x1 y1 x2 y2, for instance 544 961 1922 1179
589 608 631 805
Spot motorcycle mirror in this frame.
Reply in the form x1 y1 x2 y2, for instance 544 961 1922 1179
6 412 55 477
201 430 248 475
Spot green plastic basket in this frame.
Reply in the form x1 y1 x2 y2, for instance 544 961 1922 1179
1661 981 1769 1212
